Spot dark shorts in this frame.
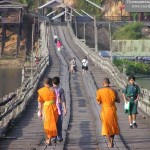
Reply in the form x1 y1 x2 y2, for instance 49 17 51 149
125 100 138 115
82 66 88 70
73 66 77 72
54 39 57 44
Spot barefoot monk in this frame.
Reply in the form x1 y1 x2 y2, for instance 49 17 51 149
96 78 120 148
37 77 58 145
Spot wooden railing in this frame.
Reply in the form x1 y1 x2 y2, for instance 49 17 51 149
0 21 50 137
68 23 150 119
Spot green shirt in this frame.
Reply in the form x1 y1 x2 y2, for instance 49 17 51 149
123 83 140 97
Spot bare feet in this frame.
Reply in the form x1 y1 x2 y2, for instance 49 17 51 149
107 142 114 148
44 139 51 146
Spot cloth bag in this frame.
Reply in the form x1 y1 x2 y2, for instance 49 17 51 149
124 101 130 113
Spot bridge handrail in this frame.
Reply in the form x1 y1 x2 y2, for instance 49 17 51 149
67 23 150 118
0 22 49 137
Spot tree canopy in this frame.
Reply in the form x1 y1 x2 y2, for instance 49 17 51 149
113 22 143 40
75 0 103 17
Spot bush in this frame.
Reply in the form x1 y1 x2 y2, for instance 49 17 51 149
113 22 143 40
113 59 150 75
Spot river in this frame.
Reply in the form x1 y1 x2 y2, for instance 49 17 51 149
0 68 149 99
0 68 22 98
136 78 150 90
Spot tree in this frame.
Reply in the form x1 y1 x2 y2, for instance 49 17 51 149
74 0 102 17
113 22 143 40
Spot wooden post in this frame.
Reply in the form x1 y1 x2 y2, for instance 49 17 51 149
16 23 21 58
75 16 78 37
65 7 67 21
109 22 112 62
94 16 98 52
84 22 86 44
0 25 2 57
42 8 44 16
70 8 73 26
31 24 34 85
22 67 25 83
1 24 6 56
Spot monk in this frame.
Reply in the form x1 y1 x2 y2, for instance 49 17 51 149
96 78 120 148
37 77 58 145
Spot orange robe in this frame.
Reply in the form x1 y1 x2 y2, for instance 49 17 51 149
38 87 58 139
96 87 120 136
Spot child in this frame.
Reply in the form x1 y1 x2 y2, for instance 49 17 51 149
57 40 62 51
70 57 76 74
52 77 67 142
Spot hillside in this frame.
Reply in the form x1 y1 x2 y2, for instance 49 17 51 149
66 0 128 17
12 0 127 17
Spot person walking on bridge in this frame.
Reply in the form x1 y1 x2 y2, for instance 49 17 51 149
82 56 88 74
122 75 140 129
70 57 76 74
52 77 67 142
57 40 62 51
96 78 120 148
37 77 58 145
54 34 58 45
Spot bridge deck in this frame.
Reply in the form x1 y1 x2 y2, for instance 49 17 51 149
59 25 150 150
0 24 150 150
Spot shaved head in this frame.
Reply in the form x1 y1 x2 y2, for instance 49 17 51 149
103 78 110 85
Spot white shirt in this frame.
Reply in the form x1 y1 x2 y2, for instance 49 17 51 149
54 35 57 39
82 59 88 67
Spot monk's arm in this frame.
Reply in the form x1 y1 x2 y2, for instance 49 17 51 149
38 101 43 113
96 91 101 105
37 93 44 118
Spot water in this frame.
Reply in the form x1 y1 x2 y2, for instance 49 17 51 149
136 78 150 90
0 68 22 98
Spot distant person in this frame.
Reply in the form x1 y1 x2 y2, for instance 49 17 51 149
34 56 39 65
82 56 88 74
54 35 58 45
57 40 62 51
52 77 67 142
37 77 58 145
122 75 140 129
96 78 120 148
70 57 76 74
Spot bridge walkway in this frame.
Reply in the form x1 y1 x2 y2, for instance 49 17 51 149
0 29 60 150
57 25 150 150
0 24 150 150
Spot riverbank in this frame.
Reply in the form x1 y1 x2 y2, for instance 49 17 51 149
0 59 24 68
0 58 31 68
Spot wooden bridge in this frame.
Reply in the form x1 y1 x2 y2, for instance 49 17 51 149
0 21 150 150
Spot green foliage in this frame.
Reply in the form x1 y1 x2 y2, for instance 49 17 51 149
16 0 47 10
130 12 138 21
113 22 143 40
113 59 150 75
75 0 102 17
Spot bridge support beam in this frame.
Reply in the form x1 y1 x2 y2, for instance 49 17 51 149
94 16 98 53
16 24 21 58
1 24 6 57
